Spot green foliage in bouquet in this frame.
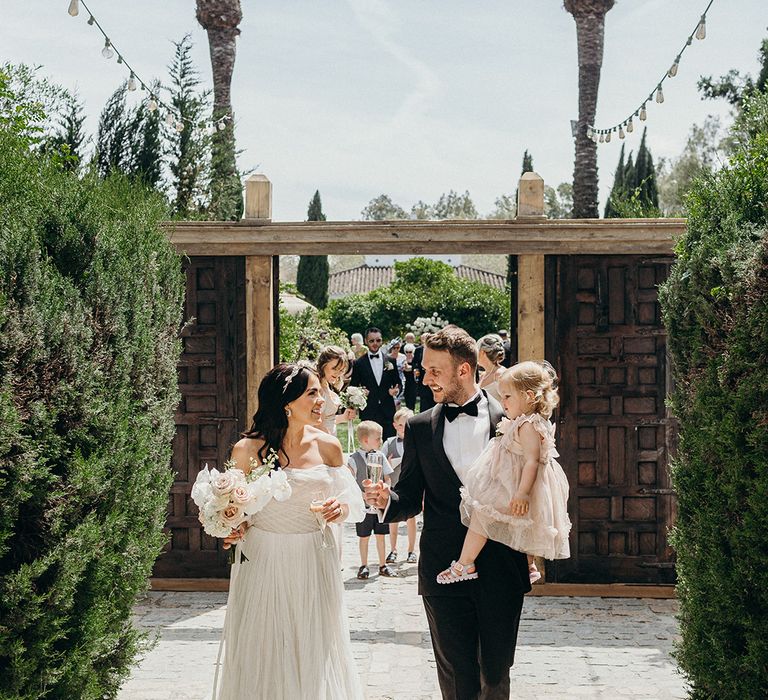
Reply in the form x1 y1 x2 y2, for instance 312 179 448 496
658 92 768 699
325 257 510 339
0 68 185 699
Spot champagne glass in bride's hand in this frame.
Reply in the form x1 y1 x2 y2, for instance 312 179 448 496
310 490 330 549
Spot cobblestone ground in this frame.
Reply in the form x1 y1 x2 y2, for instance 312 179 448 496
119 522 686 700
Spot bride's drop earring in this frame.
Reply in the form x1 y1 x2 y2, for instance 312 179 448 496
285 407 292 418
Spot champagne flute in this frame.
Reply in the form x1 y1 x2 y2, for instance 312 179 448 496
366 451 384 486
310 490 329 549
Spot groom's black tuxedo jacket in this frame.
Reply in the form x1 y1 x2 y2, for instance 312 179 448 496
385 394 531 598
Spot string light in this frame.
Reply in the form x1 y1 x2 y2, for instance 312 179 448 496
587 0 715 144
68 0 229 134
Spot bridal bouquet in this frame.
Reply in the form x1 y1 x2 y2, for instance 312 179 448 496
340 386 368 452
191 449 291 538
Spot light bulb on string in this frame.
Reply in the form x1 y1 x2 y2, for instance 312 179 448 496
695 17 706 40
87 14 95 25
599 132 605 143
217 121 226 131
656 85 665 103
175 122 185 133
619 125 625 139
627 118 634 133
165 112 174 126
102 39 114 60
640 103 648 121
668 57 680 78
68 0 79 17
128 74 137 91
147 98 158 112
605 130 612 143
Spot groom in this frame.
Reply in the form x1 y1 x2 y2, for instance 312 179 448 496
365 325 530 699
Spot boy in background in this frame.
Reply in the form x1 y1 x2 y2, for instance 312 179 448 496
384 408 418 564
347 421 398 579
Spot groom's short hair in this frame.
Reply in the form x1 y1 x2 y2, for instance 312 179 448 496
365 326 382 339
424 325 478 370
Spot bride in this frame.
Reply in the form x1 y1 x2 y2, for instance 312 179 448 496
215 363 366 700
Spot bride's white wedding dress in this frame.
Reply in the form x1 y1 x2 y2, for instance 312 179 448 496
215 465 366 700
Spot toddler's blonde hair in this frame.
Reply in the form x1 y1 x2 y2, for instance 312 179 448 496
499 360 559 419
393 407 414 423
356 420 383 441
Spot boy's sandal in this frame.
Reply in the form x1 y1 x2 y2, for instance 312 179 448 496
357 565 369 580
529 564 542 584
436 561 478 584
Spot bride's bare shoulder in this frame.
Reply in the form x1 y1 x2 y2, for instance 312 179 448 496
307 427 344 468
230 437 265 471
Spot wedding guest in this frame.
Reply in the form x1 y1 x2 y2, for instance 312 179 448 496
411 333 435 412
404 331 417 346
350 327 401 439
477 334 506 403
347 421 398 579
402 343 417 410
384 408 417 564
317 346 356 436
498 329 513 368
350 332 367 359
387 338 407 391
437 361 570 586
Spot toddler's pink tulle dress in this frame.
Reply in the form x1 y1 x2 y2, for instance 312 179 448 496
459 413 571 560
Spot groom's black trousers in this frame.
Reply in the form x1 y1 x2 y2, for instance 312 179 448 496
423 589 524 700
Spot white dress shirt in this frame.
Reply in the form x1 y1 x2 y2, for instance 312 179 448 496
442 391 489 484
368 353 383 384
378 391 489 521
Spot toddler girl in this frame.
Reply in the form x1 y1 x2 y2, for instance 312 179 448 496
437 360 571 585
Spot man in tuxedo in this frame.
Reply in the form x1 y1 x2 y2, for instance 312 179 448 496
351 327 402 439
411 336 436 412
365 325 530 699
498 329 513 368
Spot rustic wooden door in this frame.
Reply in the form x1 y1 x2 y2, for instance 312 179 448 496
153 256 247 579
549 255 676 584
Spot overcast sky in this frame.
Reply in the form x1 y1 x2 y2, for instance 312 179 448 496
4 1 767 220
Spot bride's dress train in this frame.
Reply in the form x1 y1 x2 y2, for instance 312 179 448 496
215 465 365 700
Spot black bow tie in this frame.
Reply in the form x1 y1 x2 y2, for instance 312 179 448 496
444 396 480 422
369 353 380 360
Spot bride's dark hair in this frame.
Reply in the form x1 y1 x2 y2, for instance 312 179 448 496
242 362 317 466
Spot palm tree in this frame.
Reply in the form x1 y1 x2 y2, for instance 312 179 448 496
196 0 243 219
564 0 615 218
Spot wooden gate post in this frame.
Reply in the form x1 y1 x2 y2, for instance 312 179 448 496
244 175 274 420
515 172 547 581
516 172 546 360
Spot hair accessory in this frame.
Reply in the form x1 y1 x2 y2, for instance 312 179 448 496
281 365 302 394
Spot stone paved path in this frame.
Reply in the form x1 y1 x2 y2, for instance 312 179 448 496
119 522 687 699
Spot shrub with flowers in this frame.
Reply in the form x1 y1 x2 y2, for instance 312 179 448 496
407 313 449 338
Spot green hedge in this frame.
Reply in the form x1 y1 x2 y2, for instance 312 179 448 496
659 93 768 699
325 257 510 339
0 79 184 697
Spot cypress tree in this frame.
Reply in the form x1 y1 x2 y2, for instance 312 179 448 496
296 190 329 308
509 150 534 286
635 128 659 209
604 144 626 218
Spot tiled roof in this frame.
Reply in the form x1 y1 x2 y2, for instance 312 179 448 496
328 265 506 299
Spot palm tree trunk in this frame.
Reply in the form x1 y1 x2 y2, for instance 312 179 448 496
196 0 243 220
565 0 615 218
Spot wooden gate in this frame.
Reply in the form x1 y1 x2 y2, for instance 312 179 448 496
548 255 676 584
153 256 247 579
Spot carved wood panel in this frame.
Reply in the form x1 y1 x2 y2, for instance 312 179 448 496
153 256 247 578
549 255 676 583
